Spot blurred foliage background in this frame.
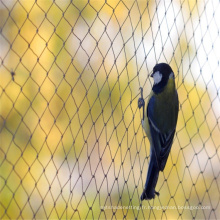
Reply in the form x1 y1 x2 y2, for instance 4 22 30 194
0 0 220 219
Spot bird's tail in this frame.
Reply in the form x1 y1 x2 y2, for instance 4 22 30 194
141 152 160 200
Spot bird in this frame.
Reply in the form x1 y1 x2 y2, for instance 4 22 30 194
138 63 179 200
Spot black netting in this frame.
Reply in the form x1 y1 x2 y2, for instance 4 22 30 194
0 0 220 219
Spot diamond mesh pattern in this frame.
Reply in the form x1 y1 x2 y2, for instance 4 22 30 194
0 0 219 219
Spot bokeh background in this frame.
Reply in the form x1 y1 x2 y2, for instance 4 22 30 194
0 0 220 219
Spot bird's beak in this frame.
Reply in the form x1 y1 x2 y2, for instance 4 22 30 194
150 73 154 77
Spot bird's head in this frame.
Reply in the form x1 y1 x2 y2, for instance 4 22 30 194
151 63 175 93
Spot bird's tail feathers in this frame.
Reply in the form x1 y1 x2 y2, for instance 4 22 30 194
141 153 160 200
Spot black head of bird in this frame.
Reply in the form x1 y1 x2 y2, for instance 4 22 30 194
150 63 175 94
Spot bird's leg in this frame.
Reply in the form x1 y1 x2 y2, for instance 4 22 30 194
155 191 160 196
138 87 145 121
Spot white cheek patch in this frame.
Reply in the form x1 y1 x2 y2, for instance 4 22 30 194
169 72 174 79
153 71 162 84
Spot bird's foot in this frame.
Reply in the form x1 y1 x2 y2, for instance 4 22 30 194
140 189 148 201
140 189 160 201
138 87 145 109
138 97 145 109
138 87 145 121
155 191 160 196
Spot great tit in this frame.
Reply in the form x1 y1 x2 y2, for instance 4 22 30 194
138 63 179 200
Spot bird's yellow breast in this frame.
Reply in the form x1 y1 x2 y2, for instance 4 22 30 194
142 78 177 140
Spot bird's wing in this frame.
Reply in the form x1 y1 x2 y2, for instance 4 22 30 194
147 96 176 171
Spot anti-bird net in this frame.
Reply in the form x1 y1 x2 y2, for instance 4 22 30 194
0 0 220 219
